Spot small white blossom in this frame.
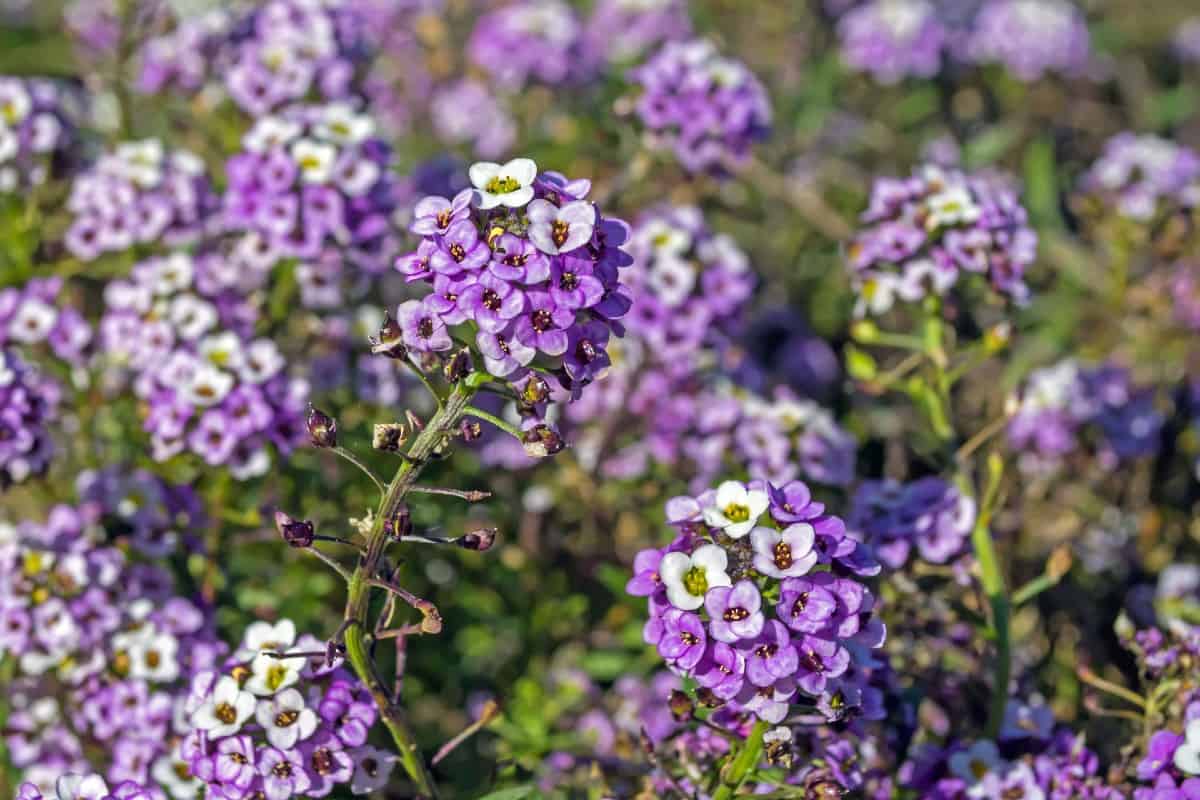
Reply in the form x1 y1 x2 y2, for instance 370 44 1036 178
8 298 57 343
702 481 769 539
191 676 256 738
290 138 338 184
658 543 732 611
255 687 318 749
244 116 303 153
350 745 398 794
468 157 538 209
181 363 234 407
245 650 302 696
1175 719 1200 775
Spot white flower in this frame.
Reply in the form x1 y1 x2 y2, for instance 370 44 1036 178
350 745 398 794
335 156 381 197
238 339 286 383
113 625 180 683
0 127 17 164
658 543 732 611
290 138 338 184
8 298 57 343
255 686 318 748
750 523 818 579
181 363 234 407
198 331 245 372
169 294 219 340
637 218 692 257
29 113 62 154
245 650 302 696
924 184 980 231
316 103 375 144
116 139 165 188
151 253 195 295
191 675 257 738
702 481 769 539
948 740 1004 784
243 618 297 655
646 255 696 307
469 157 538 209
244 116 303 153
151 753 203 800
0 79 31 125
55 774 110 800
1175 719 1200 775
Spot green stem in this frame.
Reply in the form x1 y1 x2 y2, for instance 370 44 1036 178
971 506 1011 739
341 383 476 798
712 720 768 800
464 405 522 439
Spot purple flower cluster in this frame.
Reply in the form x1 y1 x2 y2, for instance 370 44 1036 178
136 9 232 96
0 77 74 192
65 140 217 261
0 277 92 365
396 156 633 445
583 0 691 65
837 0 948 84
100 252 308 477
630 39 772 174
848 477 975 569
848 165 1036 315
969 0 1091 81
632 479 884 726
467 0 590 90
184 619 395 798
1008 360 1163 469
0 499 223 796
1082 133 1200 222
76 466 206 558
429 80 517 160
18 774 153 800
223 104 401 286
0 349 61 489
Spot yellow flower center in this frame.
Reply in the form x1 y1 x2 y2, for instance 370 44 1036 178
485 175 520 194
683 565 708 597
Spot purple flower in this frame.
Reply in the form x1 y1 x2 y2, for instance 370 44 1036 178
527 199 596 255
214 735 257 790
704 580 765 643
457 272 527 334
625 549 664 597
657 608 707 671
476 325 537 378
563 321 612 384
777 574 840 634
513 291 573 356
257 746 311 800
738 620 799 687
767 480 824 523
794 634 851 695
489 233 551 283
430 220 490 275
410 189 472 237
300 730 353 797
695 642 746 700
550 254 606 311
750 523 818 579
397 299 452 353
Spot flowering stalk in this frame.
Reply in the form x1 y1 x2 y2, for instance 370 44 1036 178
340 378 483 798
712 720 768 800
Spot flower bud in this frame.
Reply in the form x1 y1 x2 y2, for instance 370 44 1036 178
519 375 551 407
457 526 497 551
443 347 473 383
695 687 725 708
384 505 412 541
460 419 482 442
521 424 564 458
275 510 315 548
306 406 337 448
667 689 693 721
369 313 408 359
373 423 408 453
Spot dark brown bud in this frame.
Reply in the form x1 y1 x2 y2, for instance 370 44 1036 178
695 687 725 708
369 313 408 359
274 511 315 548
384 505 412 541
521 424 564 458
306 406 337 448
457 527 497 551
519 375 551 407
443 347 473 383
804 769 845 800
667 689 694 722
459 419 483 442
372 423 408 452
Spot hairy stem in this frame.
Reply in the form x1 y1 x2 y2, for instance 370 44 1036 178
712 719 768 800
341 382 476 798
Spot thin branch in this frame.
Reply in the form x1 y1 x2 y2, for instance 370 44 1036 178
1077 666 1146 709
464 405 522 439
333 447 387 494
410 486 492 502
432 700 501 766
307 545 352 581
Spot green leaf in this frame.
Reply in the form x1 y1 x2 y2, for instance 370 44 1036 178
844 345 878 381
476 785 537 800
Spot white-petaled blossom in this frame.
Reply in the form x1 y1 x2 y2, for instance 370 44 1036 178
924 184 981 231
526 198 596 255
255 687 318 749
1175 719 1200 775
315 103 375 145
55 773 110 800
245 650 302 696
191 676 257 738
8 298 57 343
242 618 298 656
749 523 818 579
702 480 769 539
948 740 1005 784
152 752 204 800
181 363 234 407
468 157 538 209
112 625 181 682
658 543 732 611
350 745 399 794
244 116 303 153
290 138 338 184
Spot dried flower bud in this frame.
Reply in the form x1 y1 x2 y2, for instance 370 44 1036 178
275 510 315 548
443 348 473 383
519 375 551 407
384 505 412 541
457 526 497 551
667 689 693 721
373 423 408 452
306 406 337 448
419 604 443 634
369 313 408 359
460 419 483 441
804 772 845 800
694 687 725 708
521 424 564 458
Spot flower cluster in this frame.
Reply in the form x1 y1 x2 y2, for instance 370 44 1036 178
630 39 772 174
223 104 401 287
395 156 633 448
968 0 1091 81
848 165 1037 315
467 0 589 90
18 774 153 800
0 77 73 192
583 0 691 65
1081 133 1200 222
65 140 217 261
0 499 223 795
837 0 948 84
136 9 233 97
185 619 396 798
99 252 308 477
76 466 206 558
0 348 61 489
632 479 884 726
848 476 975 569
0 277 92 365
1008 360 1164 469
